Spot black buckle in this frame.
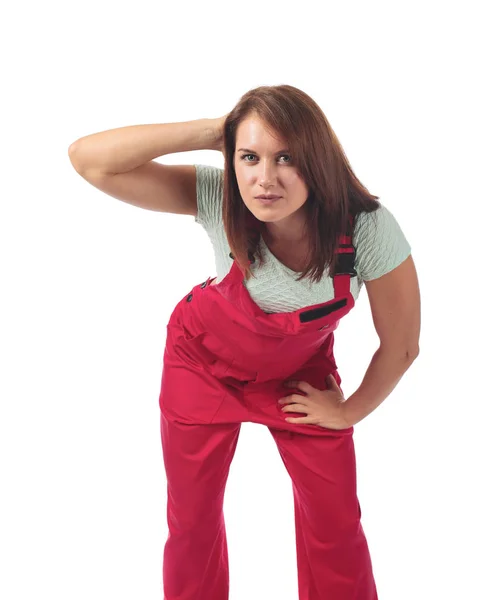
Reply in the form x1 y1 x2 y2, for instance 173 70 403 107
333 245 357 277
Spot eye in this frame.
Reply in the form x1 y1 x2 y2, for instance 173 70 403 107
241 154 292 163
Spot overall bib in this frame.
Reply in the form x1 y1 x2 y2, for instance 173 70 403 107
158 217 379 600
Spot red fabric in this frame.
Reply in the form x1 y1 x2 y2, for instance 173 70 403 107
158 225 379 599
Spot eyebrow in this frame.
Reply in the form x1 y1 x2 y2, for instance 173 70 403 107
237 148 290 154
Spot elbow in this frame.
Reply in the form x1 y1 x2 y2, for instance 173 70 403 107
68 140 81 157
379 342 420 362
406 345 420 362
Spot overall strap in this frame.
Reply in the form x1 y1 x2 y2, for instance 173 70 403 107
332 214 357 296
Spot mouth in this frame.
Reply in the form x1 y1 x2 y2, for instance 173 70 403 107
255 196 282 204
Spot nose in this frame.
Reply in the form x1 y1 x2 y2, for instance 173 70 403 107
258 159 277 187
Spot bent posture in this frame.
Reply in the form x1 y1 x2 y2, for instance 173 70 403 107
69 84 421 600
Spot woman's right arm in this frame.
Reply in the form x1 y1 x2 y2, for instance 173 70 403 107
67 118 225 215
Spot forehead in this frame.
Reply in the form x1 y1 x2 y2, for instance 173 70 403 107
236 116 286 146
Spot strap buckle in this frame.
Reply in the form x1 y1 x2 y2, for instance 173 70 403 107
333 245 357 277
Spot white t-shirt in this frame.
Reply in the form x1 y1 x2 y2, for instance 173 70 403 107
194 163 412 314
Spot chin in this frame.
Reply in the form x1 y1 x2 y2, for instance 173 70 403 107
254 202 284 214
251 210 280 223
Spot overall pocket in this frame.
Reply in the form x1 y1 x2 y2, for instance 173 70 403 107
160 324 231 424
181 324 235 374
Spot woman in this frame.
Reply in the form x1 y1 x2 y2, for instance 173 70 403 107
69 84 421 600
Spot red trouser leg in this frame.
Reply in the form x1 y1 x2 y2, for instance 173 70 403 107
268 427 379 600
160 412 241 600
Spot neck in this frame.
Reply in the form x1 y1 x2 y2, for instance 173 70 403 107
262 224 307 246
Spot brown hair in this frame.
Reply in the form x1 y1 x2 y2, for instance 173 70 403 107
221 84 381 283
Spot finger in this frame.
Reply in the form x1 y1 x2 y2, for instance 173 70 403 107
281 403 308 413
326 374 340 391
326 375 345 400
278 394 308 405
285 415 317 424
285 380 314 394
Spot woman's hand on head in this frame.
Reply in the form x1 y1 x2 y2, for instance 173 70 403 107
206 113 229 153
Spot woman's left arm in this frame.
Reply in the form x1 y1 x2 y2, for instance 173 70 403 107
342 254 421 427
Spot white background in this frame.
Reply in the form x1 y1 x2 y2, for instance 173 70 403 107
1 1 485 598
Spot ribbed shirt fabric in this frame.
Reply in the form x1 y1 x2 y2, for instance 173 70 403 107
194 164 411 314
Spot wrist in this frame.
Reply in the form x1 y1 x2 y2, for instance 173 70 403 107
341 402 355 428
201 118 220 151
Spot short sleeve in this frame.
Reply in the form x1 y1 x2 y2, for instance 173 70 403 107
353 204 412 281
194 164 224 230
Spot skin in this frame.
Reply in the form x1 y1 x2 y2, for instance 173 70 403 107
233 113 310 245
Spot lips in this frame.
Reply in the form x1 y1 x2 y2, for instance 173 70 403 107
256 195 281 199
257 196 281 205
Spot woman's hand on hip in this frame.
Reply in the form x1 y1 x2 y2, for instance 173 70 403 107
278 375 350 430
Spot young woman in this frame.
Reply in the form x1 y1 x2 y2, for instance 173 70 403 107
69 84 421 600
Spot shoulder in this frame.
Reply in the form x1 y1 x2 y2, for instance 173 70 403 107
354 202 395 233
352 202 412 281
353 202 407 245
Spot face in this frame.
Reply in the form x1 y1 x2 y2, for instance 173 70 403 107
233 113 309 243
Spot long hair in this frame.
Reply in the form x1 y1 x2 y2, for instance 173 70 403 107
221 84 381 283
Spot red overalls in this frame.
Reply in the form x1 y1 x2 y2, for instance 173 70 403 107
158 217 379 600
